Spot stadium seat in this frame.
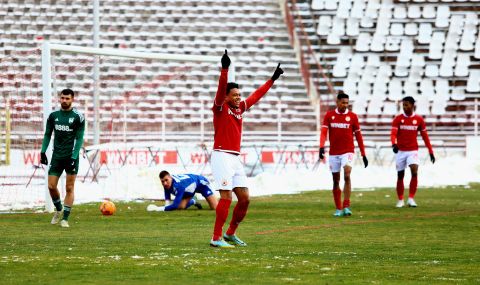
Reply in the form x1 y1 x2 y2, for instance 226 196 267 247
360 16 374 28
418 23 432 44
408 5 421 18
435 79 450 99
454 53 470 77
420 79 435 100
423 4 436 17
390 23 404 36
346 18 360 37
317 15 331 36
350 1 365 19
355 33 371 52
393 6 407 19
450 88 466 101
429 32 445 59
337 0 352 19
325 0 338 10
435 6 450 28
311 0 324 10
466 70 480 92
415 95 430 115
383 101 398 115
405 22 418 36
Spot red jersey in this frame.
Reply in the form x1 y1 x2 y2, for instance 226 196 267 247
391 113 433 153
212 69 273 154
320 109 366 156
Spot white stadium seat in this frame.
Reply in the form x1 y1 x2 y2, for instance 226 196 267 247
425 64 439 77
466 70 480 92
414 95 430 116
408 5 421 18
420 79 436 100
422 5 436 19
311 0 325 10
355 33 371 51
435 6 450 28
405 22 418 36
454 53 470 77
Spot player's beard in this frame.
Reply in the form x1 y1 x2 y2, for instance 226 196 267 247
61 102 71 110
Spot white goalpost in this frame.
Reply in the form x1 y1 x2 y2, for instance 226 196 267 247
0 42 235 213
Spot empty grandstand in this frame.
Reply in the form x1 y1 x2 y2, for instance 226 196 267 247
1 0 479 149
286 0 479 147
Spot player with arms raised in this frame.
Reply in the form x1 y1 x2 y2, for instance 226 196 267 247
391 96 435 208
319 91 368 217
209 50 283 248
40 88 85 228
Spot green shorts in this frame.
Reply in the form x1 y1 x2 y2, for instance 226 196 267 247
48 157 79 177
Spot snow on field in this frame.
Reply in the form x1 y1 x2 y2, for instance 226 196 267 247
1 153 479 211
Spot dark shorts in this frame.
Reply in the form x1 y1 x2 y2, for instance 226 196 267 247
48 157 79 177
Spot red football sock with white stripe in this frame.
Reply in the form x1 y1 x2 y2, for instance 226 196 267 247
409 175 418 198
226 200 250 236
213 198 231 241
396 179 405 200
333 188 342 210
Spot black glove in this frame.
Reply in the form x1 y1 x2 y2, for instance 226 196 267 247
430 153 435 164
40 153 48 165
392 144 399 154
221 49 230 69
65 158 76 173
271 63 284 81
319 148 325 160
362 156 368 168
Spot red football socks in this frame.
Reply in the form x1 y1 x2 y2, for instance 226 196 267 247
409 175 418 198
212 198 231 241
396 179 405 200
333 188 342 210
342 199 350 209
226 200 250 236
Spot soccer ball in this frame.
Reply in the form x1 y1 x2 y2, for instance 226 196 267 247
100 200 116 216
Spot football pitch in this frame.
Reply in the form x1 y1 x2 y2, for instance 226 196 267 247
1 186 479 285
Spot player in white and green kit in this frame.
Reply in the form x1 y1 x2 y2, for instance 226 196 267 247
40 89 85 228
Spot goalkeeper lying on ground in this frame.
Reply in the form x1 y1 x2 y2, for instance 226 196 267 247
147 170 218 211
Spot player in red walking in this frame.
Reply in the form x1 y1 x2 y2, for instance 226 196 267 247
391 96 435 208
209 50 283 248
319 92 368 217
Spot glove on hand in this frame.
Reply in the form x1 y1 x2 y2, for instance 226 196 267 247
221 49 230 69
271 63 284 81
40 153 48 165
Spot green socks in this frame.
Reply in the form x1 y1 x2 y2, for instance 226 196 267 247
53 198 63 212
62 206 71 221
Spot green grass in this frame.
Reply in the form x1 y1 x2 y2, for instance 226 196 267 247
1 185 479 284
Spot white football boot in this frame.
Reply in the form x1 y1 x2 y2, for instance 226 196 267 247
51 210 63 224
407 198 417 207
60 220 70 228
396 200 405 208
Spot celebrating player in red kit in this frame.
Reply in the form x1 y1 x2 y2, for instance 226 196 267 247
391 96 435 208
209 50 283 248
319 91 368 217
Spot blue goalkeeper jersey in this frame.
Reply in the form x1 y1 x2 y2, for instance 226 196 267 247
164 174 212 211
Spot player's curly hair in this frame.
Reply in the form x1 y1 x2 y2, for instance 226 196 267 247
226 82 239 94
